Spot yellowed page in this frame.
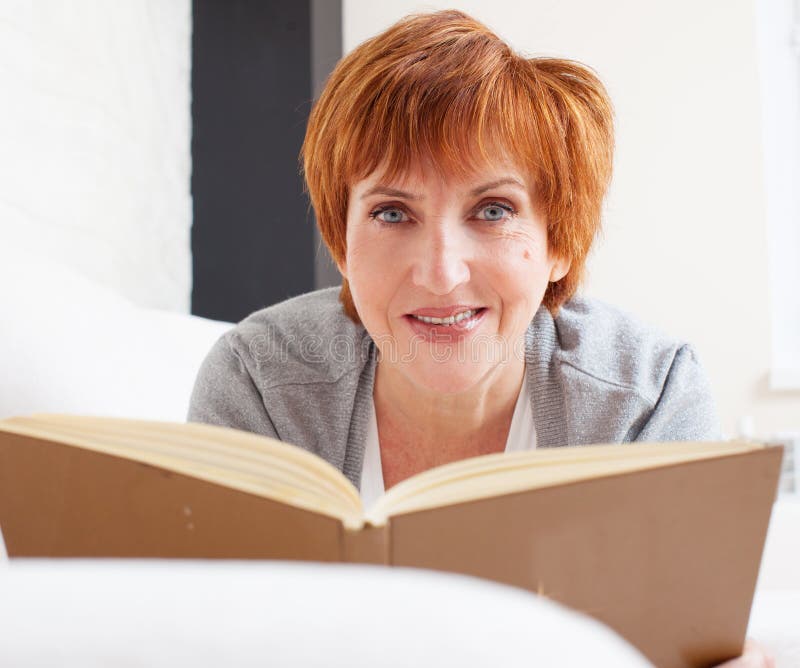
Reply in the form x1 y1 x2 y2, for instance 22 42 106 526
26 414 360 504
0 415 362 525
367 440 765 524
19 415 357 507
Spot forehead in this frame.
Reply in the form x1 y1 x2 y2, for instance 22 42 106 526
350 150 531 196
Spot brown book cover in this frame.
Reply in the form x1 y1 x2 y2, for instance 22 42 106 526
0 415 784 667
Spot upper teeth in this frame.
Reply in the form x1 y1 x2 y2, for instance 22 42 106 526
411 309 478 325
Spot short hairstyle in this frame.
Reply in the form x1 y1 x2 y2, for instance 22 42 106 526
302 10 614 324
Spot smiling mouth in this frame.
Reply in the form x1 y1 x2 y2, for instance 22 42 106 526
406 307 487 327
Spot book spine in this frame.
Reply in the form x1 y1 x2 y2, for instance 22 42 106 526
340 521 389 564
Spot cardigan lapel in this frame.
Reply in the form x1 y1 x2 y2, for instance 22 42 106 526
341 340 378 488
526 305 569 448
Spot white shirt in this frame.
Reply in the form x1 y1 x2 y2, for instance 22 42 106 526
360 373 537 508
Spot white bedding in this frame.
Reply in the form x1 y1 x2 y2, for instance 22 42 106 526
0 242 230 421
0 560 651 667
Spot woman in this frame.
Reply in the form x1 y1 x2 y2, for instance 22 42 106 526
190 9 718 490
189 10 770 667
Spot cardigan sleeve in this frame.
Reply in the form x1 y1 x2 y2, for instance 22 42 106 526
634 344 722 443
187 333 280 439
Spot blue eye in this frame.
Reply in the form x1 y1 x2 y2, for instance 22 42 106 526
371 207 409 224
476 202 514 222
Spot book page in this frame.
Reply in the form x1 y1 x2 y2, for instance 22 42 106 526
0 415 364 526
0 429 348 558
366 440 768 525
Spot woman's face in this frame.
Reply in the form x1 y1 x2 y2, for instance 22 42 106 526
340 157 570 396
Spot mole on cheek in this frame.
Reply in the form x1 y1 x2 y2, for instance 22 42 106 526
523 249 531 260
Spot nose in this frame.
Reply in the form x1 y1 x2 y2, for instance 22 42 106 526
410 222 471 295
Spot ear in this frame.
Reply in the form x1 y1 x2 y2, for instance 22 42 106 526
548 255 571 283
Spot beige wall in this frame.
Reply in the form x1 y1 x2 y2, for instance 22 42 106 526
343 0 800 439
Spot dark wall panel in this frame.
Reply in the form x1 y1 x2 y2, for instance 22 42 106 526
311 0 344 291
191 0 316 322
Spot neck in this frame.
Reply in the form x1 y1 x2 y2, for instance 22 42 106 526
372 354 526 447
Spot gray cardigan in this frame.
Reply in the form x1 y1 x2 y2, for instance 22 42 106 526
188 287 720 489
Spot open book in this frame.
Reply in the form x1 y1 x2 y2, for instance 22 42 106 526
0 414 783 668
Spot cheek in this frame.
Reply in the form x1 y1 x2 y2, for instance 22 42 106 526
487 229 552 303
344 229 399 322
517 229 549 269
491 226 544 268
347 235 395 284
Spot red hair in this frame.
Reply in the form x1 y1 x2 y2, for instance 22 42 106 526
302 10 614 324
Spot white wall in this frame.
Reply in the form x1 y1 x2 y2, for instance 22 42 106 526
343 0 800 438
756 0 800 392
0 1 192 312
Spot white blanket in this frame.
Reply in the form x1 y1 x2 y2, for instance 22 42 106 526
0 560 651 667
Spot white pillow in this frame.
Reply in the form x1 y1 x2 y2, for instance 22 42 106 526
0 560 652 667
0 244 231 421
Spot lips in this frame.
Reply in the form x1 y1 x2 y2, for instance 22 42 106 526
403 307 488 338
407 305 486 318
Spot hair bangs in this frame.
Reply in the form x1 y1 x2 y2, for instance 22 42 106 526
342 37 543 188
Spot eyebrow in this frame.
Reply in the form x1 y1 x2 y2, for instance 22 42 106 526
360 186 423 200
470 178 526 196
